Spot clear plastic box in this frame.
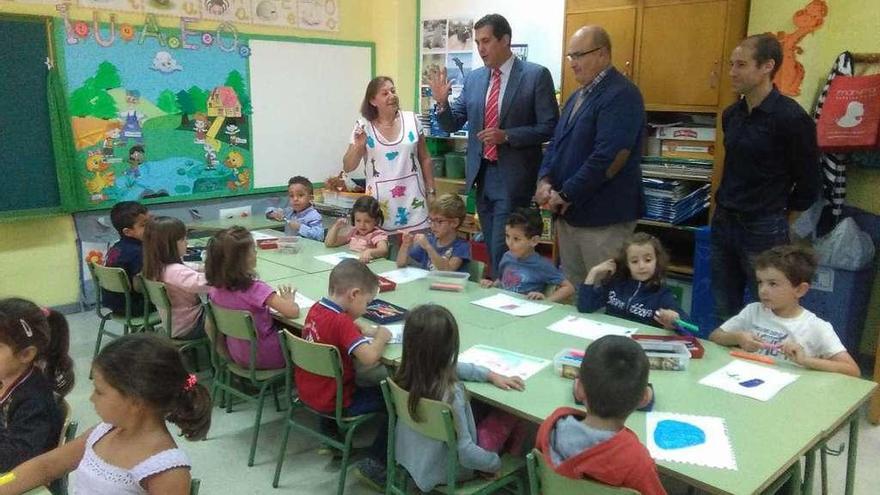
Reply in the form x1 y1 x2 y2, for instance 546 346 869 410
427 271 469 291
639 341 691 371
277 236 301 255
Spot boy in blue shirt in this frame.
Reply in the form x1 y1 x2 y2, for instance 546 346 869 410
396 193 471 272
266 176 324 240
481 208 574 302
103 201 149 316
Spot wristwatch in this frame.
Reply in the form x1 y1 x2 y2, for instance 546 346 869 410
558 190 570 203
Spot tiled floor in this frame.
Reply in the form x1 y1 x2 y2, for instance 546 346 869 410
61 310 879 494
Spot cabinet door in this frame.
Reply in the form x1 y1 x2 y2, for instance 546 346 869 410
637 0 728 107
562 7 637 103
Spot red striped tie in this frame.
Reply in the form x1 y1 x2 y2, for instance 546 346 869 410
483 68 502 161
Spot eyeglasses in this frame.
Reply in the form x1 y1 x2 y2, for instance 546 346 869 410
565 46 605 61
427 217 450 225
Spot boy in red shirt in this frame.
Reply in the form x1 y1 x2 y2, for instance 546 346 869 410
294 258 392 489
536 335 666 495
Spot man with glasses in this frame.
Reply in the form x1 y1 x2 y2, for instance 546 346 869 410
430 13 558 277
535 25 646 291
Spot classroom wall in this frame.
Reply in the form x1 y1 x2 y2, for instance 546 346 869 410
0 0 405 308
749 0 880 355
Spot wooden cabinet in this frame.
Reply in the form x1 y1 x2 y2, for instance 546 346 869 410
637 0 728 108
562 1 638 103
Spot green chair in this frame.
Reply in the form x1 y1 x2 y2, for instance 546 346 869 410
467 260 486 283
139 276 211 373
206 302 286 467
88 262 159 366
189 478 200 495
53 400 78 495
273 330 378 495
381 378 526 495
526 449 639 495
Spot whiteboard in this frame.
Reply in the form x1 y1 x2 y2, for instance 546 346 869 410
249 39 373 188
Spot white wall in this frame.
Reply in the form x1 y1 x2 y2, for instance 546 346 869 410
420 0 565 89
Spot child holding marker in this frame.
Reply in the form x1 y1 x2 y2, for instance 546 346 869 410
710 245 859 376
578 233 690 331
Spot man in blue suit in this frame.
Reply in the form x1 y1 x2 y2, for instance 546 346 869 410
535 25 645 289
431 14 558 275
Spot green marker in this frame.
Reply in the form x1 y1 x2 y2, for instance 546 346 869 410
675 319 700 336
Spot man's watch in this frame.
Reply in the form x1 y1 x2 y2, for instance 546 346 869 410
427 188 436 195
558 191 571 203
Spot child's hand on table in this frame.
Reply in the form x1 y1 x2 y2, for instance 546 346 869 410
359 252 373 263
413 233 430 249
480 279 495 288
526 291 545 300
277 284 295 301
287 219 301 231
654 309 680 329
735 331 765 352
782 340 807 365
487 371 525 391
268 210 284 221
362 324 391 341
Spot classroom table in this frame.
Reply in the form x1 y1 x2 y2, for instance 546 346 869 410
256 239 398 274
261 243 877 495
255 258 306 282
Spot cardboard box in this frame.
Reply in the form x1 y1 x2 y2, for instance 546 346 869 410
656 126 716 141
661 139 715 160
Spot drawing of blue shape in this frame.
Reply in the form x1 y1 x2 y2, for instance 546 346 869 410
366 136 375 148
385 151 399 161
408 131 415 142
654 420 706 450
739 378 765 388
395 207 409 226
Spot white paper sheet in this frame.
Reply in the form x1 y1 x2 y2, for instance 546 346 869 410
470 293 552 317
547 315 638 341
365 323 404 344
699 360 799 401
377 267 430 284
646 412 737 470
458 345 550 380
295 292 316 311
314 252 360 266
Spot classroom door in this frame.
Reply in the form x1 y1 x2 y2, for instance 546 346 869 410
636 0 728 108
561 5 637 104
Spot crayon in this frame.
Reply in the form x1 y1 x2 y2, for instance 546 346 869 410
0 472 16 486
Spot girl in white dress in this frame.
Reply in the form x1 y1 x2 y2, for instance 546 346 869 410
0 334 211 495
343 76 437 233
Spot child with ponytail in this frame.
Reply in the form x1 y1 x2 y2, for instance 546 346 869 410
0 333 212 495
0 298 74 472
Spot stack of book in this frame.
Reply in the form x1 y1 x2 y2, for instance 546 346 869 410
642 178 710 224
641 157 712 181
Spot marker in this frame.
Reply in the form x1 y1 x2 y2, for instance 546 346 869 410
730 350 776 365
675 319 700 334
0 472 16 486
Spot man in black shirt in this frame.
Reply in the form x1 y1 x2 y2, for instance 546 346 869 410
711 34 820 322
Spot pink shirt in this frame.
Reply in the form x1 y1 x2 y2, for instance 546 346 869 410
160 264 210 338
342 228 389 252
209 280 284 369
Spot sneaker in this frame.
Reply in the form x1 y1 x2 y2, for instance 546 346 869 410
316 444 342 459
354 458 386 492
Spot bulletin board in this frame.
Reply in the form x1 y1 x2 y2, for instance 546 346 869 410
52 17 373 210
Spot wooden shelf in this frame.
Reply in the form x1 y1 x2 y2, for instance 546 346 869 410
436 177 466 185
642 170 712 182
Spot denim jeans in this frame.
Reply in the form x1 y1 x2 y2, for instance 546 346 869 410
710 208 790 325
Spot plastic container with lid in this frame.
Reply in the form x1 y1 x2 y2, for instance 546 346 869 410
639 341 690 371
277 236 301 255
427 271 469 291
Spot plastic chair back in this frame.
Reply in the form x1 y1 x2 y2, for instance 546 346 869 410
90 263 132 294
190 478 200 495
285 331 341 379
384 377 454 443
208 302 257 341
141 277 173 335
526 448 639 495
467 260 486 283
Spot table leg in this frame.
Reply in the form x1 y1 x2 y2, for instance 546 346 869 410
820 444 828 495
802 448 815 495
845 413 860 495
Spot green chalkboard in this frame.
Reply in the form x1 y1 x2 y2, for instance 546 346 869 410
0 17 60 213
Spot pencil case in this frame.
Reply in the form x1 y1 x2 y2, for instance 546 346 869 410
377 276 397 293
553 348 584 379
632 334 705 358
638 341 691 371
363 299 408 324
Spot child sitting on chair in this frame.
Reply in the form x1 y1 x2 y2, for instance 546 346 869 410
578 233 688 330
295 259 393 488
536 335 666 495
709 244 859 376
103 201 150 316
396 193 470 272
481 208 574 302
266 176 325 241
325 196 389 263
